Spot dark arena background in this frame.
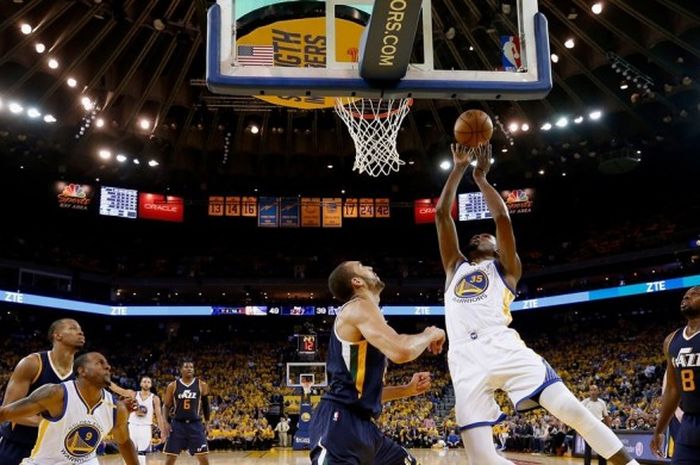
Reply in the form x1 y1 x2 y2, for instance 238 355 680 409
1 1 700 464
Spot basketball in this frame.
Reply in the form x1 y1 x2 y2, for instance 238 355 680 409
454 110 493 148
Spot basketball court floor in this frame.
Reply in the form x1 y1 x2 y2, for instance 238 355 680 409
99 449 585 464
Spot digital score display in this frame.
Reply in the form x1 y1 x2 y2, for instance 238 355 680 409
99 186 138 219
298 334 317 354
458 192 492 222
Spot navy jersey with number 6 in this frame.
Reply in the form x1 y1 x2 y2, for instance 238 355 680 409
322 320 388 418
669 327 700 414
173 378 202 422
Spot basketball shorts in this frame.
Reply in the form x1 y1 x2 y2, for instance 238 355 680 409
0 436 32 465
129 423 153 452
310 400 417 465
163 420 209 456
672 413 700 465
448 327 562 430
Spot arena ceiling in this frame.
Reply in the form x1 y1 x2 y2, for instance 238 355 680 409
0 0 699 195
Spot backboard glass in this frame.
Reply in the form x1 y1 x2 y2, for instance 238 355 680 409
286 362 328 387
206 0 551 102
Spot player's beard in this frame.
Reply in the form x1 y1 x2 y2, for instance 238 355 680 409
681 304 700 319
368 276 385 293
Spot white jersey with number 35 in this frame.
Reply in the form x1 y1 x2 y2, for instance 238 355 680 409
444 259 516 342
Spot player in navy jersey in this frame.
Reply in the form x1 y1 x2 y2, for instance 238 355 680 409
161 361 211 464
652 286 700 464
309 261 446 465
0 318 134 465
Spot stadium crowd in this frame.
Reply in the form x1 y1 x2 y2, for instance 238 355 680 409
0 308 675 454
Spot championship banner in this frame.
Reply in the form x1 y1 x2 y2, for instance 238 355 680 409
208 196 224 216
501 188 535 214
225 196 241 216
55 182 94 211
280 197 300 227
501 35 522 71
138 193 184 222
258 196 279 227
301 198 321 227
375 198 390 218
322 198 342 228
359 198 375 218
343 198 358 218
414 198 457 224
241 196 257 217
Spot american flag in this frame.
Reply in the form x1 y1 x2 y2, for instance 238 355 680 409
237 45 274 66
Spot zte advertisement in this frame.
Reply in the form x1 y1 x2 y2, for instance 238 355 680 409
138 193 185 222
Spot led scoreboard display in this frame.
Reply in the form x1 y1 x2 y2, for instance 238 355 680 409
298 334 317 354
99 186 138 219
458 192 492 221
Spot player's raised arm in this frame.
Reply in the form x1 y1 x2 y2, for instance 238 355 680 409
349 299 445 364
471 146 522 284
651 331 682 457
436 143 470 282
111 400 140 465
0 384 65 422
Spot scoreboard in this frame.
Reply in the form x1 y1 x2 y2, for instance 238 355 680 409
99 186 138 219
458 192 493 222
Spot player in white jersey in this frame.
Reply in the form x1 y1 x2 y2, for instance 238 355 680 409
435 143 640 465
0 352 139 465
128 376 165 465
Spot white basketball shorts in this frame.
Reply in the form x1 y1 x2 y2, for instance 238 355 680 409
447 327 561 430
128 423 153 452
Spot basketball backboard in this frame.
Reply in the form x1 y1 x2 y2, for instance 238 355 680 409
206 0 551 102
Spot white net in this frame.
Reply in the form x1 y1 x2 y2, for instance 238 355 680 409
334 98 412 177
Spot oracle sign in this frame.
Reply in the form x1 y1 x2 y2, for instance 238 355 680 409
414 198 456 224
138 193 184 222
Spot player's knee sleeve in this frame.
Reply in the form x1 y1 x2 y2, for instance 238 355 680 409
539 383 622 459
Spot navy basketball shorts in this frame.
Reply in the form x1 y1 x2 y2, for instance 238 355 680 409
672 413 700 465
0 436 33 465
309 400 417 465
163 420 209 456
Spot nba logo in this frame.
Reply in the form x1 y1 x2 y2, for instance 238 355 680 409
500 36 522 71
332 411 339 422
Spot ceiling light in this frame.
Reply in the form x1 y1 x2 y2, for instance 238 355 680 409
81 97 94 111
98 149 112 160
555 117 568 128
541 122 552 131
591 3 603 14
43 114 56 123
551 53 559 63
47 58 59 69
133 158 140 165
574 116 584 124
538 169 545 175
138 118 151 130
95 118 104 128
148 160 159 167
508 122 519 133
20 23 32 35
562 172 567 177
116 154 127 163
327 164 333 169
249 124 260 134
521 123 530 132
589 110 603 120
9 102 23 114
620 82 628 90
564 39 575 49
34 43 45 54
470 160 477 167
27 108 41 118
440 160 451 170
67 78 77 88
501 148 508 153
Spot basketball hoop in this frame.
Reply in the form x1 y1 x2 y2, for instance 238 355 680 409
335 98 412 177
301 380 313 396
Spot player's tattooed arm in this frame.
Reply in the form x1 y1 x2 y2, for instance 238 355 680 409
0 384 64 422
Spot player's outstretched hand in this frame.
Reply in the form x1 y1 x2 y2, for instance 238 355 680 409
472 144 492 179
450 143 471 169
650 432 665 458
407 372 432 397
425 326 446 355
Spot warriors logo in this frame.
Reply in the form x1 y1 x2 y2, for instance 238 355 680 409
64 424 101 458
454 271 489 298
